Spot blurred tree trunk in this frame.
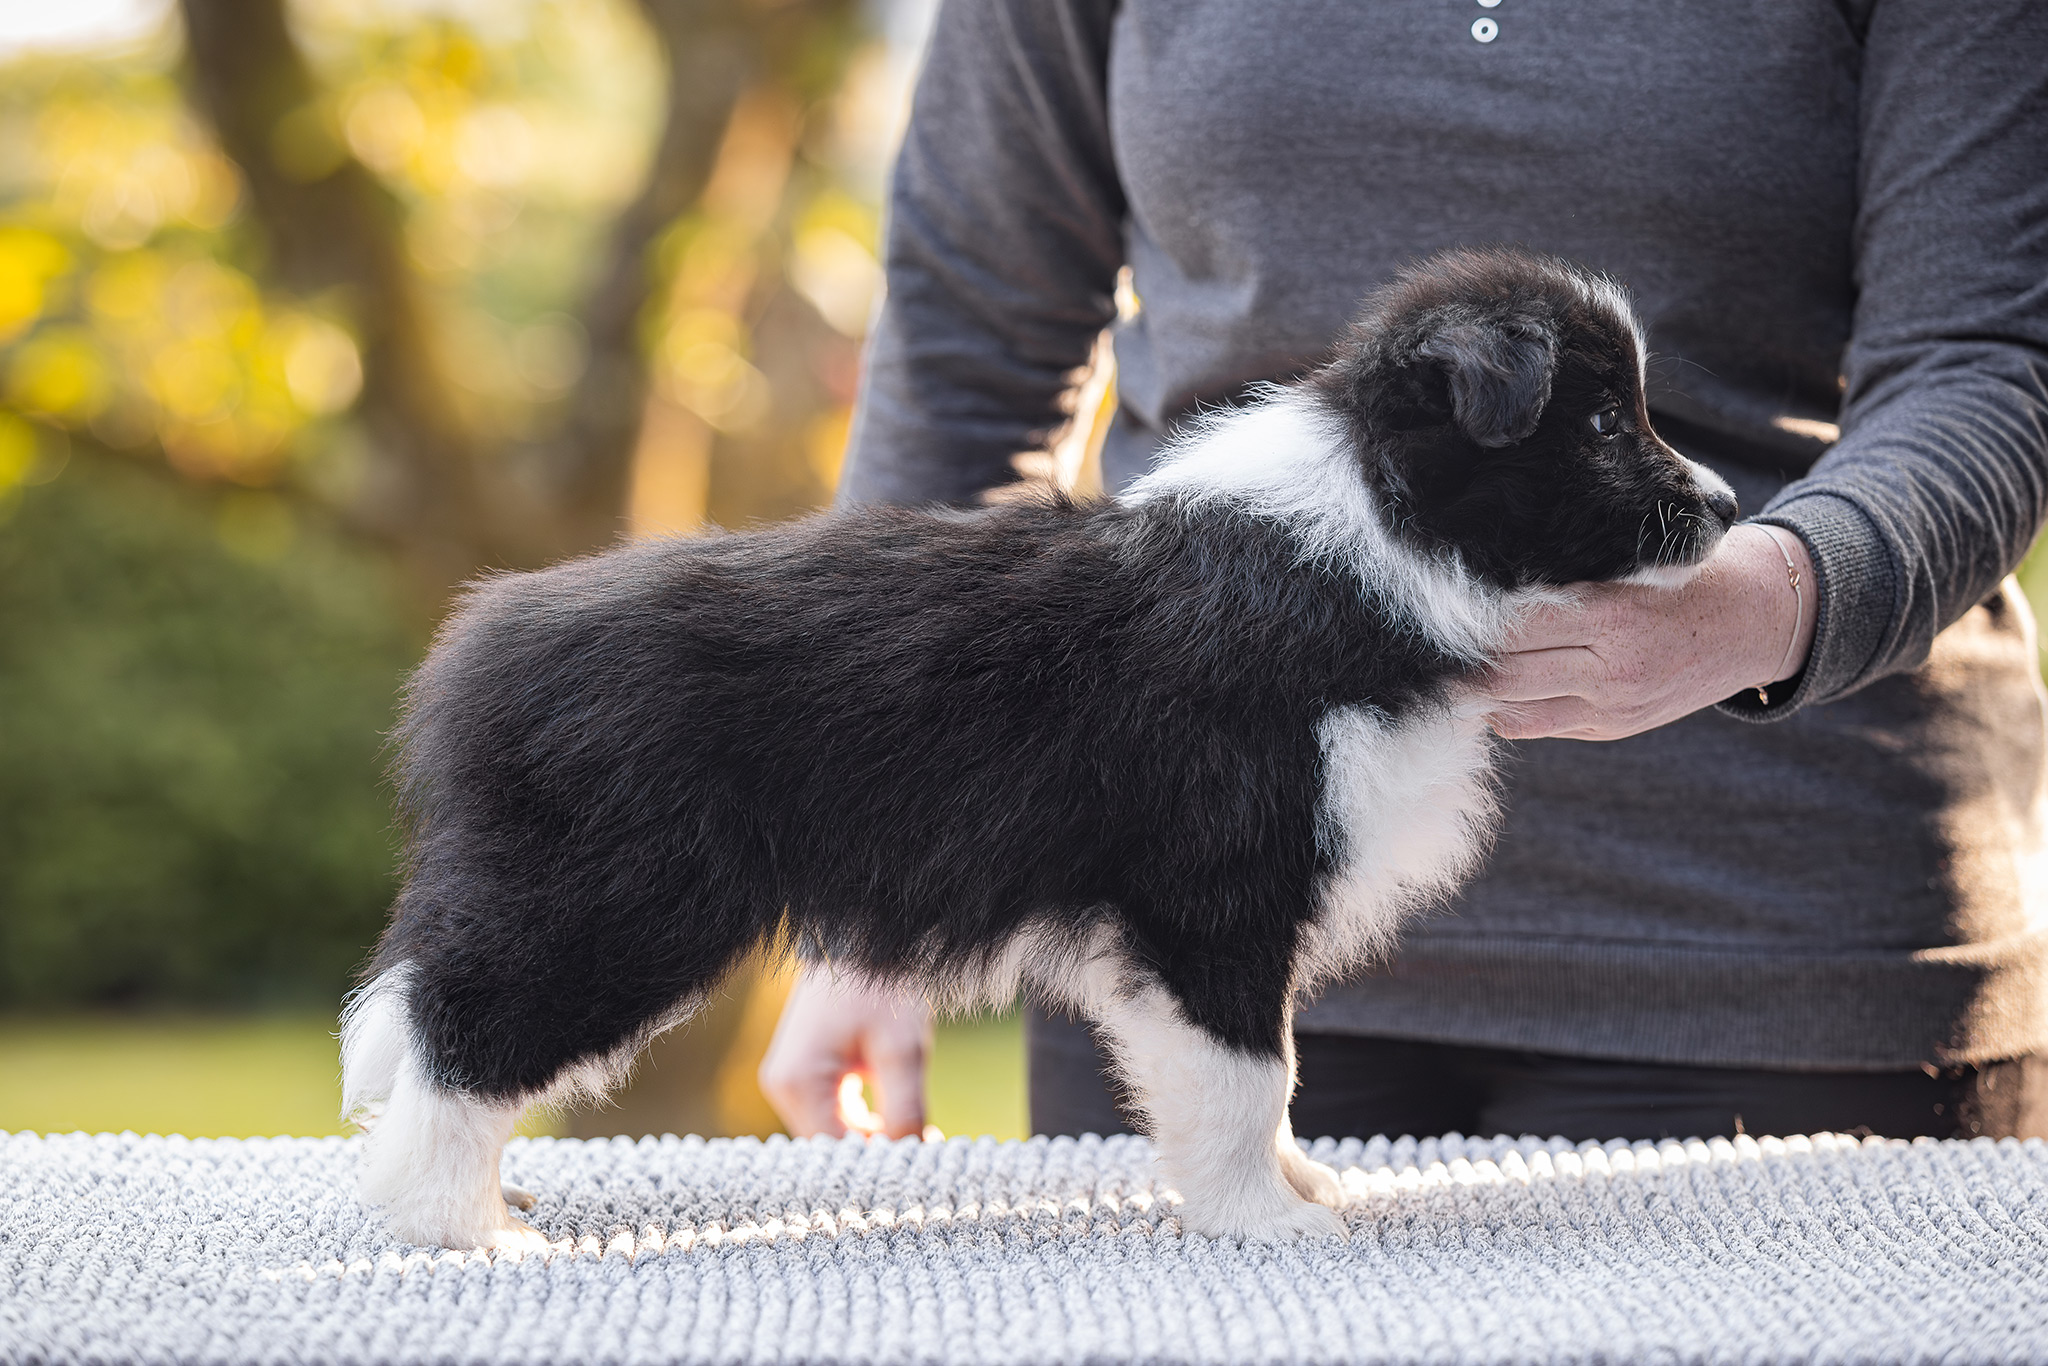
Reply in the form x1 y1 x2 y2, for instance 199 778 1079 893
177 0 851 588
179 0 522 594
179 0 863 1137
553 0 864 548
540 0 758 554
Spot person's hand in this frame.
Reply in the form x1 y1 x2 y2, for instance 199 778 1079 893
1480 524 1818 741
758 965 932 1138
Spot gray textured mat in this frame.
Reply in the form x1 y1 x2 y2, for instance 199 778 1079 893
4 1128 2047 1364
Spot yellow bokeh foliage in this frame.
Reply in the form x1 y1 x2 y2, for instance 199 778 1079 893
0 228 72 343
0 48 367 486
1 0 896 515
0 0 671 491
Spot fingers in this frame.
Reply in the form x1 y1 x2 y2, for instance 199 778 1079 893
760 966 861 1136
1501 583 1649 653
1487 696 1595 741
1483 646 1601 703
1502 588 1626 651
759 1028 853 1139
1488 546 1791 743
1489 696 1657 742
761 1065 850 1138
1501 599 1583 651
867 1030 930 1140
758 966 933 1141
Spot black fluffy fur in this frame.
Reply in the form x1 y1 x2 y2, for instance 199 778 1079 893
370 248 1734 1103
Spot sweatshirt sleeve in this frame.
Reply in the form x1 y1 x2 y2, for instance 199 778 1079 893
836 0 1126 508
1724 0 2048 719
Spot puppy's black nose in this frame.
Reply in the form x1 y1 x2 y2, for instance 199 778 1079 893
1706 487 1739 529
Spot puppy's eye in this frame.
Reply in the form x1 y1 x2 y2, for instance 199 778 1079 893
1588 406 1623 437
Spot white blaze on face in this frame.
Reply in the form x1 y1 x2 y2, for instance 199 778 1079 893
1684 455 1736 512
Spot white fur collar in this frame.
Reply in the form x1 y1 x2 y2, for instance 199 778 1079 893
1124 388 1537 662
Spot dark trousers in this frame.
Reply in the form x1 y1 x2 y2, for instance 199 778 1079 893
1025 1002 2048 1143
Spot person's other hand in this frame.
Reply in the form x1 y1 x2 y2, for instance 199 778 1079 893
759 966 932 1138
1481 524 1818 742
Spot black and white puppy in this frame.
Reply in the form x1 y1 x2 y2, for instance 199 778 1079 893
341 248 1737 1249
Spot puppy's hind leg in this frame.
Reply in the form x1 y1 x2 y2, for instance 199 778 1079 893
361 1058 542 1251
341 969 544 1251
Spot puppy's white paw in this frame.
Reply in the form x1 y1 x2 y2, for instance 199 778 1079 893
1268 1198 1347 1240
1278 1147 1345 1209
1177 1192 1346 1241
500 1183 537 1211
383 1204 548 1252
481 1219 551 1254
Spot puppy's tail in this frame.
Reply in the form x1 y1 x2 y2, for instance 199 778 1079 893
339 965 415 1124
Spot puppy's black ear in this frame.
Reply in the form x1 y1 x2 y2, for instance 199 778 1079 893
1416 321 1556 447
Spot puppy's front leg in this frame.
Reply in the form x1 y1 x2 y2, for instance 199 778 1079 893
1093 987 1344 1240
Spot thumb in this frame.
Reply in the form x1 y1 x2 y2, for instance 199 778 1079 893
759 999 857 1137
759 1053 851 1138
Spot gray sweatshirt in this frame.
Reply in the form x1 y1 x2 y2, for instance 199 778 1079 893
842 0 2048 1069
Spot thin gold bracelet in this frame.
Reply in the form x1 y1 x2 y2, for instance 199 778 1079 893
1752 525 1804 706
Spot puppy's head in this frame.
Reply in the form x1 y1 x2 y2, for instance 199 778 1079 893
1312 247 1737 590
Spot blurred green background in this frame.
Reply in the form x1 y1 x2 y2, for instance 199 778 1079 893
0 0 1029 1143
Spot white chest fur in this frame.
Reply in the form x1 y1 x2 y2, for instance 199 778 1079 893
1298 701 1502 992
1127 384 1532 996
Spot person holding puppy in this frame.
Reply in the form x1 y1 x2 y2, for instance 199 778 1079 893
762 0 2048 1143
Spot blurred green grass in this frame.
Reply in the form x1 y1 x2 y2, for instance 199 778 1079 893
925 1009 1029 1141
0 1015 355 1138
0 1008 1026 1142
